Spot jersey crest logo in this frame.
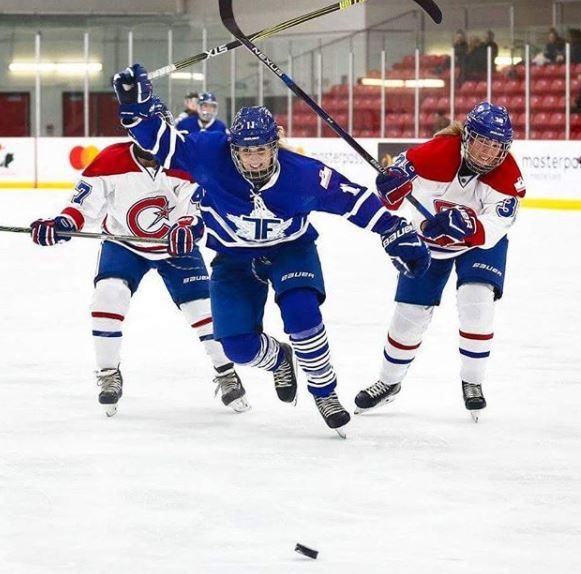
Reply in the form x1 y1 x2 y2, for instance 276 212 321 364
226 193 292 242
127 196 175 238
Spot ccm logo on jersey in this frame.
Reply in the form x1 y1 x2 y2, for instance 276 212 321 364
127 196 175 238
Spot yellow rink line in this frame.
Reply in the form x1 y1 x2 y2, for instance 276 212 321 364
1 183 581 211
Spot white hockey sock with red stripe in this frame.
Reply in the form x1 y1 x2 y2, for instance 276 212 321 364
457 283 495 385
91 278 131 370
180 299 231 370
379 302 433 384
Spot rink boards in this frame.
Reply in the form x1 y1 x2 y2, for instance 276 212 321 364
0 136 579 209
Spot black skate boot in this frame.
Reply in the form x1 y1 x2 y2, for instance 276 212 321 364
272 343 298 404
314 391 351 438
354 381 401 414
214 364 250 413
462 381 486 423
97 368 123 417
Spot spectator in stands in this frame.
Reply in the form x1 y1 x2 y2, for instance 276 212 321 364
461 36 487 84
454 29 469 70
534 28 565 65
485 30 499 71
567 28 581 64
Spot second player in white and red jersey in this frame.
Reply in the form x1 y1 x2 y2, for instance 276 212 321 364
59 141 200 259
380 123 525 260
355 101 525 421
29 139 249 416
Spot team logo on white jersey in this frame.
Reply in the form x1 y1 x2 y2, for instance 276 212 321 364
227 193 292 242
127 196 175 238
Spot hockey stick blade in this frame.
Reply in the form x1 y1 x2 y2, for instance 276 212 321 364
219 0 433 221
412 0 443 24
0 225 167 245
148 0 367 80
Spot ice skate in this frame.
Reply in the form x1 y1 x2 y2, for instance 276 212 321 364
97 368 123 417
462 381 486 423
272 343 298 404
314 391 350 438
214 365 250 413
354 381 401 414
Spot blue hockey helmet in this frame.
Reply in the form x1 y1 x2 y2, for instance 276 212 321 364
462 101 513 174
230 106 279 183
197 92 218 122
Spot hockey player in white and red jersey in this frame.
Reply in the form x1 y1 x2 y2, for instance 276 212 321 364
29 109 248 417
355 102 526 422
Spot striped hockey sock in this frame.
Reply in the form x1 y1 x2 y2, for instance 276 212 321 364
91 279 131 370
379 332 421 384
457 283 495 385
246 333 282 371
290 323 336 397
180 299 231 370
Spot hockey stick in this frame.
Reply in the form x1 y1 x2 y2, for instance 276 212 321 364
0 225 167 245
218 0 436 221
148 0 368 80
412 0 442 24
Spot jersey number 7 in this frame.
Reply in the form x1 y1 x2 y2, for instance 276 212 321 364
72 180 93 205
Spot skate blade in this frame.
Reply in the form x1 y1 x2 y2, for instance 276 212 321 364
334 427 347 439
229 396 251 413
354 395 398 415
103 404 118 418
470 410 482 423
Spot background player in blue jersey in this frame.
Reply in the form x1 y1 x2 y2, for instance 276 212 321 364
176 92 229 135
113 64 430 436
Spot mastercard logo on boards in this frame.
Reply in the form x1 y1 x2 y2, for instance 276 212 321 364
69 145 100 170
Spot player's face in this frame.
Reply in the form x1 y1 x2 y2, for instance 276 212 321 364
199 103 218 122
185 98 198 112
466 136 503 171
238 146 273 172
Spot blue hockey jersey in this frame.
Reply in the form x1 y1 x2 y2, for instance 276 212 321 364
176 115 229 135
128 116 400 257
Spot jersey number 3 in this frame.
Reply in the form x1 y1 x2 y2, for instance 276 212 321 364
72 181 93 205
496 197 518 218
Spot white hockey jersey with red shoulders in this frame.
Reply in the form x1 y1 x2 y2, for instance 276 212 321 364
60 142 199 260
397 134 526 260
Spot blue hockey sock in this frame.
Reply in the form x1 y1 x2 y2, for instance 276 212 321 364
221 333 283 371
290 323 337 397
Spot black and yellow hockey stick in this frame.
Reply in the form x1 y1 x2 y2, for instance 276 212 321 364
148 0 368 80
219 0 442 220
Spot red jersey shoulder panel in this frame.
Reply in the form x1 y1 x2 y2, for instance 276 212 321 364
164 168 195 183
406 135 462 182
480 153 526 198
81 142 140 177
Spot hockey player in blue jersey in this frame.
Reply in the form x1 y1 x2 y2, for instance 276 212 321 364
113 64 430 436
176 92 229 135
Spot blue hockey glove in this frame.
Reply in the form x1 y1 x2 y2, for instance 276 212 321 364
168 216 205 257
382 219 431 279
113 64 154 125
421 206 477 242
30 215 77 247
376 158 417 210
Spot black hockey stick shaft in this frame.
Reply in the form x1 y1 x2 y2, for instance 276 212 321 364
148 0 368 80
219 0 435 221
0 225 167 245
412 0 442 24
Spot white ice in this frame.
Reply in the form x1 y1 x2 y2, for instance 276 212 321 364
0 189 580 574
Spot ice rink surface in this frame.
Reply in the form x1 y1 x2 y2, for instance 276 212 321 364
1 189 580 574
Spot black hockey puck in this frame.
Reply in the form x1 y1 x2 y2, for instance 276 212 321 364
295 543 318 559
